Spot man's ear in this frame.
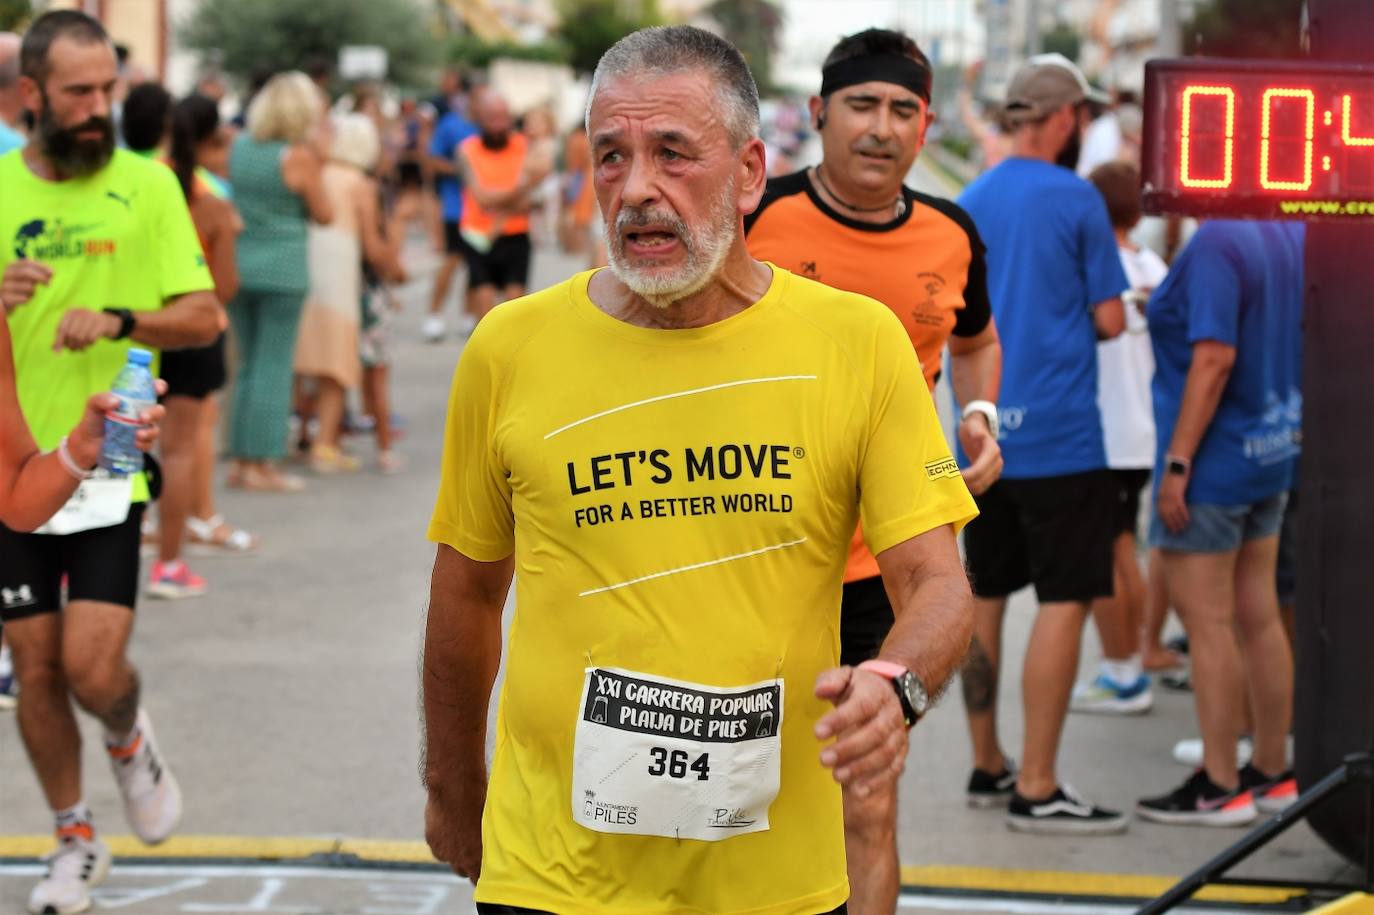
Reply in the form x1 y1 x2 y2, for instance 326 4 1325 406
808 95 826 132
917 107 936 146
18 75 42 117
737 136 767 216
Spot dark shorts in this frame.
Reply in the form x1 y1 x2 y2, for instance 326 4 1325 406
477 905 847 914
0 504 145 622
1112 468 1151 537
442 220 465 256
840 575 894 668
160 333 227 400
458 232 532 291
964 470 1115 603
397 160 423 188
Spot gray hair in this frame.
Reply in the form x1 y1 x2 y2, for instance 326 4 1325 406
586 25 760 150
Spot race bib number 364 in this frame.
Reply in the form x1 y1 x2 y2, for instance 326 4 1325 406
571 667 783 842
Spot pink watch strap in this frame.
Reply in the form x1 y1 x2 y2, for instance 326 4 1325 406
857 659 908 679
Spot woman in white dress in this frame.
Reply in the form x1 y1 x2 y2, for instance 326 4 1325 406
294 113 404 472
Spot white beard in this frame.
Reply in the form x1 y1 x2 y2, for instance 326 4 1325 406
606 178 737 308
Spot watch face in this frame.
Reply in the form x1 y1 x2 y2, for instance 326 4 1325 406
898 671 929 719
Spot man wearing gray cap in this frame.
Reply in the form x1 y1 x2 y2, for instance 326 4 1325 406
955 53 1129 834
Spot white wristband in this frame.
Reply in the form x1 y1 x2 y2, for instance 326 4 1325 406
961 400 1000 439
56 435 95 481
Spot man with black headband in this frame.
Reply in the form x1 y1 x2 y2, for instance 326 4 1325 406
0 11 218 914
746 27 1001 913
955 53 1129 835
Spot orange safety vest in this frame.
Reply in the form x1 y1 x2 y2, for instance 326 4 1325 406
459 132 530 237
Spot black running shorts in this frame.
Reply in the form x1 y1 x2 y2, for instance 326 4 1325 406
442 220 464 256
0 504 145 622
964 470 1115 603
840 575 894 667
1112 468 1151 538
458 232 532 291
160 333 227 400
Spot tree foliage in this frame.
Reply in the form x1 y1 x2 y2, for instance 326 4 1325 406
555 0 662 75
179 0 441 89
1040 23 1081 63
448 34 569 69
0 0 30 32
705 0 783 95
1182 0 1304 59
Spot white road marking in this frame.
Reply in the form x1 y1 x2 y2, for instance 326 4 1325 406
544 375 817 439
95 877 210 909
180 876 317 913
0 865 1269 915
578 537 808 597
363 882 450 915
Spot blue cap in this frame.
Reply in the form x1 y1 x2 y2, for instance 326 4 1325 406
127 348 153 366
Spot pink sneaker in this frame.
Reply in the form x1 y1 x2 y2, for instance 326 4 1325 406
146 560 207 600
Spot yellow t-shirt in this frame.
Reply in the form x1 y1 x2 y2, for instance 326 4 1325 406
428 267 976 915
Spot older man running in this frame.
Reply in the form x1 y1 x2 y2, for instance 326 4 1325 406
422 25 977 915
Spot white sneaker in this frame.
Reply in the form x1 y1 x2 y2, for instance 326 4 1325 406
108 708 182 844
421 314 446 342
454 313 478 336
27 834 111 915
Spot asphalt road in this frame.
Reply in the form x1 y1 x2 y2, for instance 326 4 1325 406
0 161 1355 912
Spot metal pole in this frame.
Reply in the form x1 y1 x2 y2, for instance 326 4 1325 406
1026 0 1041 56
1158 0 1181 57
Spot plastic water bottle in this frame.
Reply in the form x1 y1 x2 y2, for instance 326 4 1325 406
98 348 156 476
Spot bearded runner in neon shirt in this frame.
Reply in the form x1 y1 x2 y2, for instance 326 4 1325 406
423 26 977 915
0 13 218 915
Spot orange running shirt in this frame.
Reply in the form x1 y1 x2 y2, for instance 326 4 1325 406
460 132 530 237
746 170 991 582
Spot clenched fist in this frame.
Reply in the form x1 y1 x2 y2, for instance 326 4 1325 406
2 260 53 312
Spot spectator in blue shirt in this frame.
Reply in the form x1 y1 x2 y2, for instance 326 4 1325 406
1136 221 1303 827
956 54 1128 835
422 76 478 342
0 33 27 155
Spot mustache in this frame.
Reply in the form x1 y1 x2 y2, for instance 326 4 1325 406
851 137 901 157
66 116 114 139
616 206 690 237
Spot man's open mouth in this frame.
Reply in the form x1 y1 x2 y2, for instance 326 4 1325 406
625 228 679 249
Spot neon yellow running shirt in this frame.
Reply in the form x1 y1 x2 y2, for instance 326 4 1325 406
0 149 212 501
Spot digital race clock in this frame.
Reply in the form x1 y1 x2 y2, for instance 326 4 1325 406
1142 58 1374 220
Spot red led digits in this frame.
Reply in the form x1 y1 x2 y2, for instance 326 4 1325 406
1342 93 1374 146
1180 85 1235 188
1260 88 1315 190
1146 60 1374 218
